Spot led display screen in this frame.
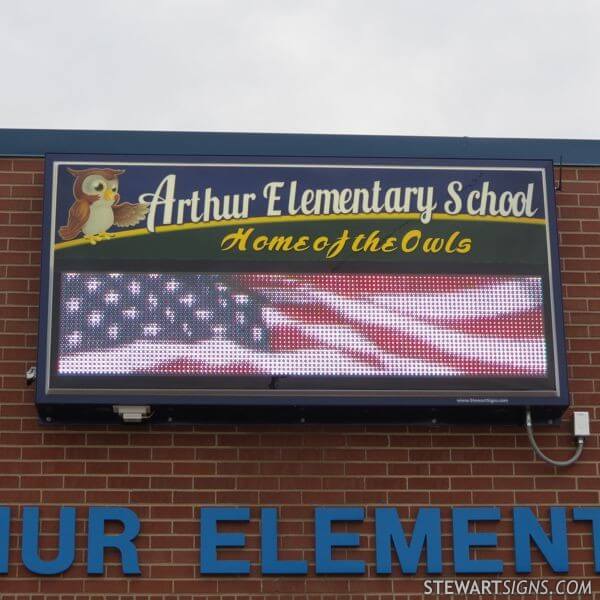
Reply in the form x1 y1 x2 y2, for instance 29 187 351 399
56 271 547 379
37 155 568 418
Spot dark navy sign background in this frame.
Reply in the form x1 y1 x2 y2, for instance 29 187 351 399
36 155 567 423
49 157 550 267
50 158 548 241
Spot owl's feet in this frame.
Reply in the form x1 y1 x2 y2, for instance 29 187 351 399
83 234 103 245
97 232 115 240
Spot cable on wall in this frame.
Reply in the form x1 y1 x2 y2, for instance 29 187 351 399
525 407 588 467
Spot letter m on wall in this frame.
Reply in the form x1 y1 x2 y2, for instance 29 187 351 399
375 508 442 574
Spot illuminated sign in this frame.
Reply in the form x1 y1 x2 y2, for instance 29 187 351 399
36 156 567 421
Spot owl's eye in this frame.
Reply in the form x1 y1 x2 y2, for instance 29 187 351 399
111 185 118 192
94 182 105 192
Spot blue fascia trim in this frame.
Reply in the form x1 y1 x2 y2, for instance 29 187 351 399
2 128 600 165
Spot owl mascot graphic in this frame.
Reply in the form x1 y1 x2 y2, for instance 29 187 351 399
58 168 148 244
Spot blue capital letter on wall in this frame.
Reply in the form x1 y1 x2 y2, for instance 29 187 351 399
200 507 250 574
375 507 442 574
0 507 9 574
22 506 75 575
87 507 141 575
452 507 503 574
513 507 568 573
573 507 600 573
315 507 365 574
261 508 307 575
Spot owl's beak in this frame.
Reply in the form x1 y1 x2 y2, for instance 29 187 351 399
103 189 116 202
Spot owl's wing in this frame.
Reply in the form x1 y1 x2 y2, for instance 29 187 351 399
58 199 90 241
113 202 149 227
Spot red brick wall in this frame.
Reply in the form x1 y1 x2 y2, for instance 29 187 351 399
0 158 598 598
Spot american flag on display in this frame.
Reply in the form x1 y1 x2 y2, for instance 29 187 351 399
56 271 547 378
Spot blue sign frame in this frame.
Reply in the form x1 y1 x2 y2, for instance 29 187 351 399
35 154 568 422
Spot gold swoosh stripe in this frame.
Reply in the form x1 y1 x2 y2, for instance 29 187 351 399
53 212 547 251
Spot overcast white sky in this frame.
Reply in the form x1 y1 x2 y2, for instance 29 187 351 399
1 0 599 138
